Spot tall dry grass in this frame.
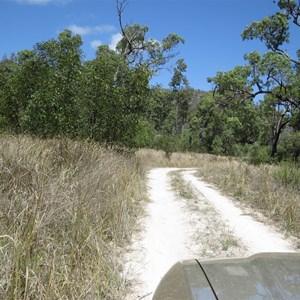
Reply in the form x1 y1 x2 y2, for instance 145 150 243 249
137 149 300 238
1 141 299 299
0 135 145 299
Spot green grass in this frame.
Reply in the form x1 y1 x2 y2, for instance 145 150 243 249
273 162 300 190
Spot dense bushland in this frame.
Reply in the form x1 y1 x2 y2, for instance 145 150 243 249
1 1 299 162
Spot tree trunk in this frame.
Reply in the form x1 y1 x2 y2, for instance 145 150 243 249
270 113 289 157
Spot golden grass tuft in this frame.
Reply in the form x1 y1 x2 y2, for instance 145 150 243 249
0 135 146 299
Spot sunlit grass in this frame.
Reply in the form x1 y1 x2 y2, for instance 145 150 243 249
1 139 299 299
0 135 146 299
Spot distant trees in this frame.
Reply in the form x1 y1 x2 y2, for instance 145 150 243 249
191 92 260 155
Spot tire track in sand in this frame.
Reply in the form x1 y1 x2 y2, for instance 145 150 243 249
123 168 297 300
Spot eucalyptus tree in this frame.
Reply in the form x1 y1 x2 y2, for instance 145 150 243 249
209 0 300 157
116 0 185 73
78 0 185 146
168 58 189 133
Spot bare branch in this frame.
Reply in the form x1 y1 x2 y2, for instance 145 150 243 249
116 0 131 56
276 48 300 65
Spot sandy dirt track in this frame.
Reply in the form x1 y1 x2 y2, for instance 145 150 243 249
123 168 298 300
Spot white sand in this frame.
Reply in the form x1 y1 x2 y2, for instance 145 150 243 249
183 169 295 254
124 168 297 300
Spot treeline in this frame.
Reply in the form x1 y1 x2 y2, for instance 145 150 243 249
0 13 185 147
141 84 299 163
0 0 299 163
0 30 151 145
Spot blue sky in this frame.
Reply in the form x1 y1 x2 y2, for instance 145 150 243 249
1 0 297 90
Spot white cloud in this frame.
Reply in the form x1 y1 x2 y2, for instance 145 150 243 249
91 40 102 50
68 25 92 36
67 24 116 36
109 33 122 50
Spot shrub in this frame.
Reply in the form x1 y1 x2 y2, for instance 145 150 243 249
133 118 155 148
277 131 300 161
246 143 271 165
211 135 224 155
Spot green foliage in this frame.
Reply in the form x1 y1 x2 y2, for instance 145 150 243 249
178 128 201 152
209 0 300 158
211 136 224 155
154 134 177 158
168 59 190 134
146 86 173 131
0 56 20 131
242 12 290 51
277 130 300 161
246 144 271 165
162 109 177 134
116 22 184 73
32 30 83 137
169 58 189 91
132 118 155 148
192 91 260 155
278 0 300 30
208 65 252 96
78 46 150 145
0 12 184 148
0 30 84 138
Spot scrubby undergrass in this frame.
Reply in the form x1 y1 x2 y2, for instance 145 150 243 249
0 135 145 299
137 149 300 238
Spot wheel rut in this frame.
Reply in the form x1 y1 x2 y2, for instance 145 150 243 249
124 168 297 300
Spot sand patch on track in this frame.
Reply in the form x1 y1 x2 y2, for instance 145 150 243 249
123 168 297 300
